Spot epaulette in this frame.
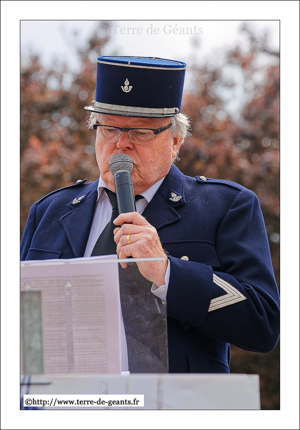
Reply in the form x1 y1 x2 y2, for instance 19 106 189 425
37 179 88 204
195 175 245 192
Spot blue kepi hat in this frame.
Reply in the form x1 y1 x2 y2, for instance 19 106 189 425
84 56 186 118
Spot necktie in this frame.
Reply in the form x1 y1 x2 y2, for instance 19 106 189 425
91 189 119 256
91 190 143 256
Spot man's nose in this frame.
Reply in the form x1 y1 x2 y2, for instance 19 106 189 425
116 131 134 150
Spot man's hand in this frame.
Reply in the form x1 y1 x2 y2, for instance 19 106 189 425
113 212 168 286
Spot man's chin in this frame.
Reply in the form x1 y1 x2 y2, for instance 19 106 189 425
101 172 115 191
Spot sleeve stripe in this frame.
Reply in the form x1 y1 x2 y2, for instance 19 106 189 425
208 274 247 312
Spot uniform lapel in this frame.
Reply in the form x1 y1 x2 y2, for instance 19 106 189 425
143 165 186 230
60 166 185 257
60 180 98 257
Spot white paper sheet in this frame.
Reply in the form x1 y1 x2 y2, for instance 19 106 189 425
21 255 122 374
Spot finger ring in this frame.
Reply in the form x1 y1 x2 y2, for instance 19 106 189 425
127 234 131 245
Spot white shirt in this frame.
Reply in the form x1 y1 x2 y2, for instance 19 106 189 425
84 176 170 371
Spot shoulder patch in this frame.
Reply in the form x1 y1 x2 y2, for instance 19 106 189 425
195 175 245 192
37 179 88 204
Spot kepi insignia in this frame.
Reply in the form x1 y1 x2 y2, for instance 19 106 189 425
72 195 85 205
121 78 133 93
169 192 182 202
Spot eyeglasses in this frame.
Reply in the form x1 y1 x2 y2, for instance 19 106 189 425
93 123 172 144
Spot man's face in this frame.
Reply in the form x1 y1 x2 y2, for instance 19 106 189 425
95 114 183 194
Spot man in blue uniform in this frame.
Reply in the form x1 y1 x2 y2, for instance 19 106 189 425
21 56 280 373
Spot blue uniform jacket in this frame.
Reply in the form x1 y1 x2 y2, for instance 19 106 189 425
21 165 280 373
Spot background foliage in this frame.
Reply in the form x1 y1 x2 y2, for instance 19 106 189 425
20 22 280 409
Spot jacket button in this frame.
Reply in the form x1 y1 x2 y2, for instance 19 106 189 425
181 256 189 261
200 176 207 181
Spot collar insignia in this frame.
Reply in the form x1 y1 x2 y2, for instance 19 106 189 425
169 192 182 202
72 195 85 205
121 78 133 93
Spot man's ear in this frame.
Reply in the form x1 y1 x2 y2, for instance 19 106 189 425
172 137 184 159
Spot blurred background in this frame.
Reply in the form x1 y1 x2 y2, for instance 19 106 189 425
20 20 280 409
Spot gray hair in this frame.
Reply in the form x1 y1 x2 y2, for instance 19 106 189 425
170 113 191 162
86 112 191 162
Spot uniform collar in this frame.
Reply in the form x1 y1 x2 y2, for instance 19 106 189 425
97 175 165 205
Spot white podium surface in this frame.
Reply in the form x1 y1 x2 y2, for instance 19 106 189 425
21 373 260 409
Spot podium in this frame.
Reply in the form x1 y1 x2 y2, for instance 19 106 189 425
21 373 260 409
21 256 168 375
20 257 260 409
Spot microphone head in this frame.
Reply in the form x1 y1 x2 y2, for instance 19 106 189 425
109 154 134 175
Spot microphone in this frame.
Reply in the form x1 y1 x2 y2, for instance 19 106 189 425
109 154 136 214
